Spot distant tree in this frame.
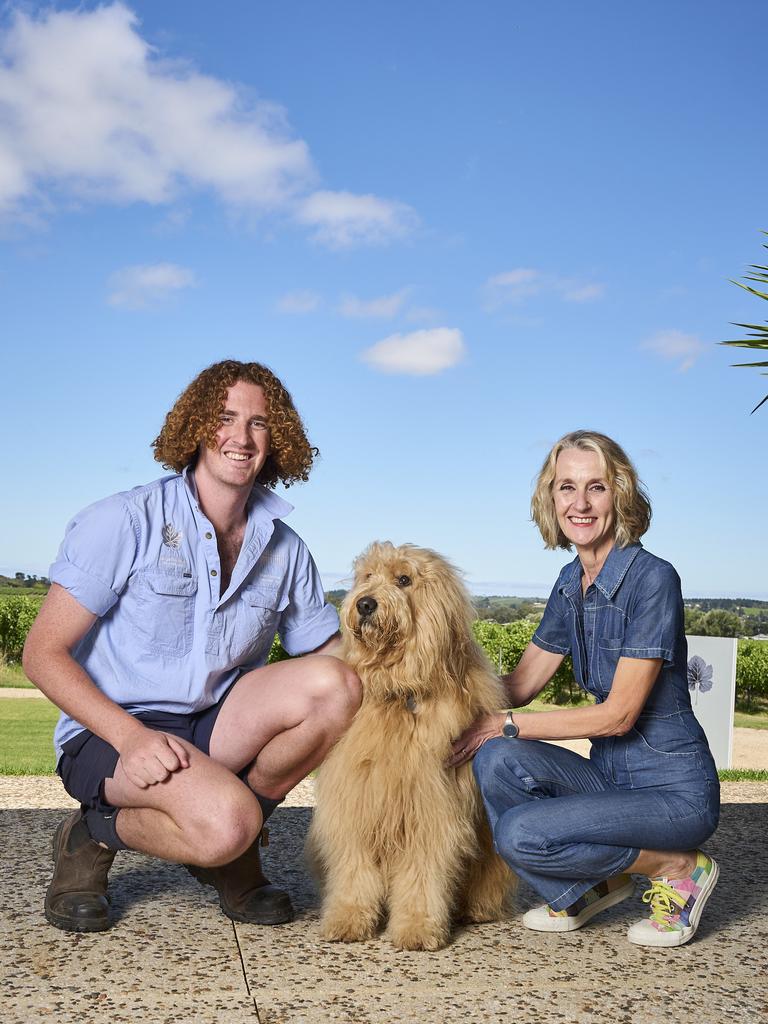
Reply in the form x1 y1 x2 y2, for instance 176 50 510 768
471 619 580 705
721 231 768 413
684 608 706 635
701 609 743 638
735 639 768 710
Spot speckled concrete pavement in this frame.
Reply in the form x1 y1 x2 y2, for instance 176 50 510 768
1 778 766 1024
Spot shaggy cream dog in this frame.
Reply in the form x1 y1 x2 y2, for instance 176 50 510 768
309 542 513 951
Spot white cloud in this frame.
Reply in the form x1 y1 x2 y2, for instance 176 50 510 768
338 288 409 318
483 268 605 310
276 290 322 314
641 329 707 371
405 305 443 324
559 281 606 303
361 327 465 376
484 269 542 308
0 4 311 213
296 191 418 249
107 262 196 309
0 4 417 248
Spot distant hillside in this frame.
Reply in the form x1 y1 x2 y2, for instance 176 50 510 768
0 573 50 596
3 573 765 636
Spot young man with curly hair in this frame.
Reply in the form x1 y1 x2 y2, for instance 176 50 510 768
23 360 360 932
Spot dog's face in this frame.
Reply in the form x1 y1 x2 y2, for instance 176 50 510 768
342 541 474 679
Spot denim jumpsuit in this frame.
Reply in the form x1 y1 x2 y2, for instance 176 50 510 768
472 543 720 911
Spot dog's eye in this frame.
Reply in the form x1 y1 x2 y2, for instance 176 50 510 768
397 575 412 588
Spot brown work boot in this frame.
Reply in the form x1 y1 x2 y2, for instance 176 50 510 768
187 830 294 925
44 810 116 932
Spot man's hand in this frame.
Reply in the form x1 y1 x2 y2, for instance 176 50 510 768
447 712 506 769
117 727 191 789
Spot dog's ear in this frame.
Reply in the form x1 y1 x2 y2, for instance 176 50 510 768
408 554 476 694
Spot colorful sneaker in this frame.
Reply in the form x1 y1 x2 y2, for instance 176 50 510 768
627 851 719 947
523 874 635 932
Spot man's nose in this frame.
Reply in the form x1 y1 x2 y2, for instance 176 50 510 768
232 421 250 445
356 596 377 618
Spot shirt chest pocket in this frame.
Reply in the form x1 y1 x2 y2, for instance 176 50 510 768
596 636 624 693
233 584 289 658
135 572 198 658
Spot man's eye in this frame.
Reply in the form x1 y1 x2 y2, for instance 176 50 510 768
397 575 412 588
251 420 268 431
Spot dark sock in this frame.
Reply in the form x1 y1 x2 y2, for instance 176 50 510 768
252 792 283 825
82 805 130 851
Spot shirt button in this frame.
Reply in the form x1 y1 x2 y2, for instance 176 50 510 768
587 630 592 636
205 532 213 540
210 569 218 577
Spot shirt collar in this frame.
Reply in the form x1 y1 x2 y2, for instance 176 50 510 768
559 542 643 600
181 466 294 524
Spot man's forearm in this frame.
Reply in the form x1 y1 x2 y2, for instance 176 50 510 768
23 645 144 752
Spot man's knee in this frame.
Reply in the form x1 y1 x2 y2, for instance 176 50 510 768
188 789 262 867
304 656 361 727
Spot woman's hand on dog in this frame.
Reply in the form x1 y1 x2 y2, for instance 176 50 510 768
447 713 506 768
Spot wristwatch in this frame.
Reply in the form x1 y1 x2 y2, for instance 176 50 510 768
501 711 519 738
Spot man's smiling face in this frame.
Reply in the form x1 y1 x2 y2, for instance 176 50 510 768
195 380 271 492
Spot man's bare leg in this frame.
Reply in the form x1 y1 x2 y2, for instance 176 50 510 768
207 654 362 800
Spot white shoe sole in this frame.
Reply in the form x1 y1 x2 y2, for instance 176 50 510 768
523 878 635 932
627 857 720 947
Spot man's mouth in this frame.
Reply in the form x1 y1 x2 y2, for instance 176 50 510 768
224 451 251 462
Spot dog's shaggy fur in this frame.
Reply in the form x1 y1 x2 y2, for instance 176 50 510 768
308 542 513 951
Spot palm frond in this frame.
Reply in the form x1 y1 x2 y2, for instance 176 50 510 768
722 235 768 412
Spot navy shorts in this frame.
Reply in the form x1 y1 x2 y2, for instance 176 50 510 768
57 695 232 815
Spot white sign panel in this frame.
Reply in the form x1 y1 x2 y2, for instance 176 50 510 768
685 635 737 769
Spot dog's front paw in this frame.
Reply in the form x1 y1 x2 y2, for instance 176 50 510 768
320 906 378 943
387 918 448 951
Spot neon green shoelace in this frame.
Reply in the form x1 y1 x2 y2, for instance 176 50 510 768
641 879 687 926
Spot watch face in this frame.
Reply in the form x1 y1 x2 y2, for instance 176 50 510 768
502 714 518 738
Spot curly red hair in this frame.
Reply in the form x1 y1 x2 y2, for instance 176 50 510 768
152 360 317 488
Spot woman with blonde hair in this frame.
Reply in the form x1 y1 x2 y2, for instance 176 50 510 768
451 430 719 947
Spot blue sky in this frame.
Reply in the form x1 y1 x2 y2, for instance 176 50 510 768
1 0 766 598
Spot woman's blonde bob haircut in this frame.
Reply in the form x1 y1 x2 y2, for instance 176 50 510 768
152 359 316 489
531 430 651 550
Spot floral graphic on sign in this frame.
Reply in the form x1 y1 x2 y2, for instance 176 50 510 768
687 655 714 705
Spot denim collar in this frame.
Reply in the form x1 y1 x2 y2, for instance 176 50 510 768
559 542 643 600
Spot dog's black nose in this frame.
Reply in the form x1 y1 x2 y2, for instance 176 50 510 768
356 596 378 618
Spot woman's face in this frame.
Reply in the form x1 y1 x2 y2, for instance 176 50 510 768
553 448 616 554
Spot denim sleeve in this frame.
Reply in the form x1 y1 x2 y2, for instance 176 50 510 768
278 539 340 656
48 496 140 616
620 562 682 663
532 582 572 656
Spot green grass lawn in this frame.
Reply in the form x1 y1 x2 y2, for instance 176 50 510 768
0 660 35 688
0 693 766 779
0 698 59 774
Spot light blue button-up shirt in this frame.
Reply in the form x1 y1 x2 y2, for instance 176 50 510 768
50 469 339 760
